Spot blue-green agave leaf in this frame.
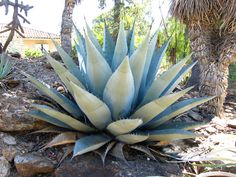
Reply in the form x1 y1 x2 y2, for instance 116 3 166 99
103 21 115 66
139 31 158 99
1 58 13 78
146 96 214 129
147 129 200 141
73 134 111 157
52 40 85 85
103 57 134 119
44 51 85 94
106 119 143 136
156 122 207 131
22 72 82 118
112 21 128 71
142 55 191 106
85 33 112 97
127 20 135 56
85 20 103 55
32 104 94 132
28 110 71 129
146 39 171 88
160 61 197 97
130 32 150 105
131 87 193 124
73 24 86 59
116 134 149 144
70 82 112 130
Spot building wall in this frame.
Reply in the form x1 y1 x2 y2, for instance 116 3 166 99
0 37 60 56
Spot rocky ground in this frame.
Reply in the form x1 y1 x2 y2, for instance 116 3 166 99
0 57 235 177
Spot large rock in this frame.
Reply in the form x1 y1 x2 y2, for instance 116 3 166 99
0 90 47 131
0 156 11 177
14 153 54 177
55 153 181 177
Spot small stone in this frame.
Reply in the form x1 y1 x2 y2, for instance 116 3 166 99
188 111 203 121
0 156 11 177
14 153 54 177
228 120 236 129
3 135 16 145
2 146 18 162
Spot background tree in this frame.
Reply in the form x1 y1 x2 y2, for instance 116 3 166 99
0 0 33 52
61 0 81 55
170 0 236 117
93 0 151 45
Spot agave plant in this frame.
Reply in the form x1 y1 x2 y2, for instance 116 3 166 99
23 21 212 162
0 54 13 82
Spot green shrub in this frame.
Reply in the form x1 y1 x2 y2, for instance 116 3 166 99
23 21 212 162
24 48 43 58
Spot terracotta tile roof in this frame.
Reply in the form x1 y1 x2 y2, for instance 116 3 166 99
0 23 60 39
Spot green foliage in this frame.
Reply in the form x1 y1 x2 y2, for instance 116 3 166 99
158 17 191 66
92 0 151 46
24 21 212 162
24 48 43 58
0 54 13 80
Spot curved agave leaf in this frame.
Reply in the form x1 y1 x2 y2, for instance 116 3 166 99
73 134 111 157
146 39 171 88
142 55 191 106
106 119 143 136
85 33 112 97
139 31 158 99
131 87 193 124
127 20 135 56
95 141 116 166
160 61 197 97
44 132 77 149
146 96 214 129
110 142 127 163
112 22 128 71
22 72 82 118
103 21 115 66
130 32 150 105
103 57 134 119
28 110 72 129
156 122 207 131
116 134 149 144
73 24 86 59
85 20 103 55
52 40 85 85
147 129 200 141
70 82 112 130
44 51 85 93
130 145 156 160
33 104 94 132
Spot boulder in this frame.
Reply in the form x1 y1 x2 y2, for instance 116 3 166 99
14 153 54 177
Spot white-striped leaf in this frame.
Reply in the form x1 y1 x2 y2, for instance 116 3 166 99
70 82 112 129
106 119 143 136
85 33 112 97
131 87 193 124
73 134 111 157
103 57 134 119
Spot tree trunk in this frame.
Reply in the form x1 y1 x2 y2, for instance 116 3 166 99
61 0 76 55
198 61 229 117
188 23 235 117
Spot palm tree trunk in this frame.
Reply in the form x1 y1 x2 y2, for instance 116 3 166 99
61 0 76 55
188 24 235 117
199 60 229 117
